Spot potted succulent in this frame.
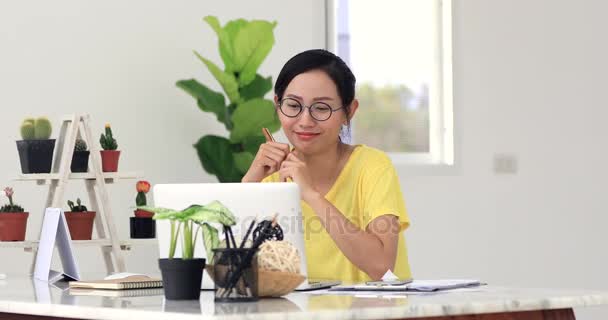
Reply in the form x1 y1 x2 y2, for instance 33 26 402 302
130 180 155 239
70 138 90 173
0 187 29 241
16 117 55 174
65 198 96 240
99 124 120 172
138 201 236 300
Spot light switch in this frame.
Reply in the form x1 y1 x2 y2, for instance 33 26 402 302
493 153 518 174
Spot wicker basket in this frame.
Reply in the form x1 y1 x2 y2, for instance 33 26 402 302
206 265 305 297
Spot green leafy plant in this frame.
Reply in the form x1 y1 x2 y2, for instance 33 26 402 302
177 16 281 182
67 198 88 212
74 138 88 151
139 201 236 262
1 187 24 213
99 124 118 150
20 117 52 140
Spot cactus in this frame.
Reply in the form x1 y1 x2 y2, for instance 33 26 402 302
135 181 151 206
1 187 25 213
20 119 35 140
99 124 118 150
67 198 88 212
74 138 88 152
20 117 52 140
34 117 52 139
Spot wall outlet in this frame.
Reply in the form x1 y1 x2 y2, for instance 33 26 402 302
493 153 518 174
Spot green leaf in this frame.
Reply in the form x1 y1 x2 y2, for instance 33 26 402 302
181 201 237 226
176 79 229 126
239 74 273 100
242 135 266 154
233 151 255 174
230 98 280 143
138 206 180 220
232 20 277 87
193 135 241 182
224 19 248 49
203 16 236 73
194 52 240 104
201 223 219 264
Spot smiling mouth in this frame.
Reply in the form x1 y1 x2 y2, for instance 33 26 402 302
295 132 320 139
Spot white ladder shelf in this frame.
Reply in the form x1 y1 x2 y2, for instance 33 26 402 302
3 114 154 274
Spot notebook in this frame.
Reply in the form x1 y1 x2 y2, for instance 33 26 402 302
330 279 482 292
69 287 164 297
69 275 162 290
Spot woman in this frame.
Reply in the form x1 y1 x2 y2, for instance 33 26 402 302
242 49 411 282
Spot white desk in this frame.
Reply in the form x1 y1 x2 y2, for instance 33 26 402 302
1 276 607 319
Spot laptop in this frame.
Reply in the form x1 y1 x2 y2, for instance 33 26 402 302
153 182 340 291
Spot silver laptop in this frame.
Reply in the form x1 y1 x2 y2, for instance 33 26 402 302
153 182 340 291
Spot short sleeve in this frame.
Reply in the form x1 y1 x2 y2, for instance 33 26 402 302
362 164 410 232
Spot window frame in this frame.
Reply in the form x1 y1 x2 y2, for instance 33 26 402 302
325 0 455 171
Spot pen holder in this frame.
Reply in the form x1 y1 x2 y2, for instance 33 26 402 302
212 248 258 302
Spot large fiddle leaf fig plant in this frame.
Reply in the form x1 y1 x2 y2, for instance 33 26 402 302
177 16 281 182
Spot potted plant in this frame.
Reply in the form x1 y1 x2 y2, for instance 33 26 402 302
65 198 96 240
138 201 236 300
16 117 55 174
176 16 280 182
0 187 29 241
130 180 155 239
99 124 120 172
70 138 90 173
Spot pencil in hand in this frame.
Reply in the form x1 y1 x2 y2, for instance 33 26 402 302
262 127 275 142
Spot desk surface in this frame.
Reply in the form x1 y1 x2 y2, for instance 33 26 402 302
1 276 608 320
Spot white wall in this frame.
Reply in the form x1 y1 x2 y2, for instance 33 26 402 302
0 0 325 275
401 1 608 319
2 0 608 319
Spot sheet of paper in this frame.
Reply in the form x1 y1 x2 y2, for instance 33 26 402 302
34 208 80 282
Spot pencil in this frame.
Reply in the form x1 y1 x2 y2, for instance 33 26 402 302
262 127 275 142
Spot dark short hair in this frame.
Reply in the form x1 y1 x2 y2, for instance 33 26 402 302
275 49 356 115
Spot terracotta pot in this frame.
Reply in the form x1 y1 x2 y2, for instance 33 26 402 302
0 212 29 241
64 211 96 240
134 209 154 218
100 150 120 172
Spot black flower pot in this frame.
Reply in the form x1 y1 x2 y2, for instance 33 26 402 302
159 258 205 300
130 217 155 238
16 139 56 174
70 150 90 172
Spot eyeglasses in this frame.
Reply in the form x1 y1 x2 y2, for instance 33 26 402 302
278 98 343 121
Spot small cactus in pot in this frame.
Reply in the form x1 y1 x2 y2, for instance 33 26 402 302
16 117 56 174
0 187 29 241
99 124 121 172
71 138 90 173
131 181 155 238
65 198 96 240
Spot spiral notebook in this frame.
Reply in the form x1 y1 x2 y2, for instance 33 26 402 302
69 287 164 297
69 275 162 290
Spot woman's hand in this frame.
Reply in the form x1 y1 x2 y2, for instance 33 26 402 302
242 142 291 182
279 151 320 202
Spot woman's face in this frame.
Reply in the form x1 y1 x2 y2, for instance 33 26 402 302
275 69 353 155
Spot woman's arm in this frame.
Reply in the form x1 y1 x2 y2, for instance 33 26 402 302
306 193 400 281
279 152 402 280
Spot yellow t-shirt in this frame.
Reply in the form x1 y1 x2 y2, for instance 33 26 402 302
262 144 412 282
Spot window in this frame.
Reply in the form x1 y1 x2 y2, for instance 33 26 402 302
326 0 453 165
